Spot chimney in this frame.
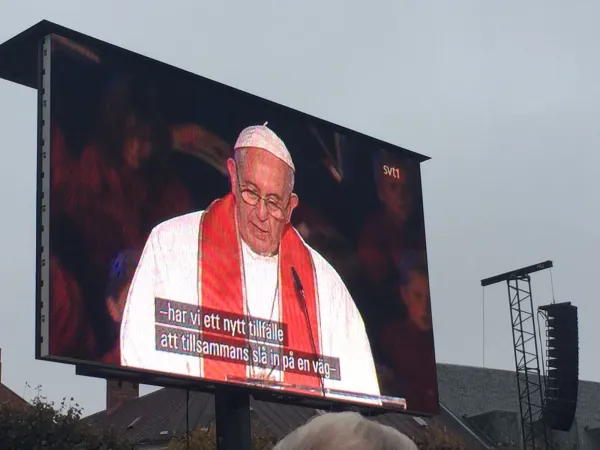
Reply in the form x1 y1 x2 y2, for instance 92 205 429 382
106 379 139 414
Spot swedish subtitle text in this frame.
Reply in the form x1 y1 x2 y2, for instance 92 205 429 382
153 298 341 380
155 297 287 345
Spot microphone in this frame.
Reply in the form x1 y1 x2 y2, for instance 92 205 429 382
291 266 325 397
291 267 304 297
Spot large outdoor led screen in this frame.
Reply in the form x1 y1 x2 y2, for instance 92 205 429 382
41 33 437 413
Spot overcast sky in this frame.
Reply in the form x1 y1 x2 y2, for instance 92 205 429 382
0 0 598 416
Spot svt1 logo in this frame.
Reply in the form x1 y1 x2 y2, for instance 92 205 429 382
383 165 403 180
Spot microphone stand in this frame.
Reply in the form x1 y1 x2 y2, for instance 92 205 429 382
292 267 326 397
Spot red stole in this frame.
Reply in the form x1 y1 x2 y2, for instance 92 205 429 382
198 193 322 392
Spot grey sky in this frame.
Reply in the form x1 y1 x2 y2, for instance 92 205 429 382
0 0 598 416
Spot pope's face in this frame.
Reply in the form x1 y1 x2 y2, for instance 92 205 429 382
400 271 431 331
227 148 298 256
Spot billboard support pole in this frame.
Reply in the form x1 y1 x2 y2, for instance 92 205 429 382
214 389 252 450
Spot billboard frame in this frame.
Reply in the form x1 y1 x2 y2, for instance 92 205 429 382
37 35 51 359
0 21 430 162
0 21 436 420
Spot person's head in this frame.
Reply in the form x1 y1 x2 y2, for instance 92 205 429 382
106 250 142 324
106 283 131 324
120 116 155 169
374 151 413 225
96 75 168 169
227 124 298 256
273 411 418 450
400 266 431 331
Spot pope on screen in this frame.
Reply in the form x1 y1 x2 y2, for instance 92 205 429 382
120 124 381 405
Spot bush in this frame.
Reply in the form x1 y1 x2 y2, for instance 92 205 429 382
167 420 473 450
412 427 469 450
167 423 277 450
0 385 476 450
0 386 131 450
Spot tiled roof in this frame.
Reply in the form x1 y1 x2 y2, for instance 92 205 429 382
88 388 214 444
88 383 489 448
89 364 600 449
0 383 29 410
437 363 600 450
248 399 316 439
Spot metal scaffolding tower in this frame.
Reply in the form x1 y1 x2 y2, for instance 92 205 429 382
482 261 552 450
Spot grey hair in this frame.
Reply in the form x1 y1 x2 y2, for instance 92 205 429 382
234 147 295 194
273 411 419 450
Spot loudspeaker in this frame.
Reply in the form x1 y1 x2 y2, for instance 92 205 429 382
539 302 579 432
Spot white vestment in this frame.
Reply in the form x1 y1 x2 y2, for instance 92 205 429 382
120 211 381 406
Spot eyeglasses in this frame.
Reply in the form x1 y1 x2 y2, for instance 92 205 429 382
236 171 289 221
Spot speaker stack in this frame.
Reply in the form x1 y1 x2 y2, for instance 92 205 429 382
539 302 579 432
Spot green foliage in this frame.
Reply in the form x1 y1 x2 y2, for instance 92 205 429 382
168 422 472 450
167 423 277 450
412 427 469 450
0 386 131 450
0 384 475 450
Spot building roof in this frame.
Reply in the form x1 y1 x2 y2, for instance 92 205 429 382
88 383 489 448
0 383 29 410
89 388 214 445
437 363 600 450
89 364 600 449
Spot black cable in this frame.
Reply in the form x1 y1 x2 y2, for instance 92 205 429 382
537 311 547 379
482 286 486 368
549 268 556 304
